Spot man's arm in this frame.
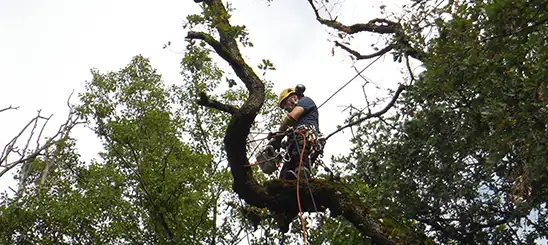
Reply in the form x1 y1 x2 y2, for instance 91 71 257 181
268 106 305 149
278 106 304 132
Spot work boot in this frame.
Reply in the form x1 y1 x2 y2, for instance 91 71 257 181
282 169 298 180
283 167 311 180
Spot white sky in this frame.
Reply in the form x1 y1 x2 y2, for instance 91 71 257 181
0 0 410 190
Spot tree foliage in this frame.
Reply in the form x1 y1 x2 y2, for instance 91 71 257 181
1 56 223 244
332 0 548 243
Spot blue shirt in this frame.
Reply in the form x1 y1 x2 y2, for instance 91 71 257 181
296 96 319 131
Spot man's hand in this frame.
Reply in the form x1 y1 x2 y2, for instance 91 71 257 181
267 138 282 149
267 132 277 140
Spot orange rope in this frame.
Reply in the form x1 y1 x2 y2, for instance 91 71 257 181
250 130 309 243
244 161 265 167
296 131 307 244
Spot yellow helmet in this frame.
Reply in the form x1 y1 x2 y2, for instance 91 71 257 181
278 88 297 108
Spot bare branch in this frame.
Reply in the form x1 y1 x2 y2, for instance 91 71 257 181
320 18 400 35
1 114 41 164
0 106 19 113
21 111 50 158
361 83 372 115
197 92 238 114
336 41 394 60
307 0 399 34
39 148 54 185
326 84 406 140
307 0 426 62
0 106 81 182
307 0 321 19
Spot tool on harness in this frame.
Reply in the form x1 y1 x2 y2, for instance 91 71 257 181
256 144 282 174
256 126 326 175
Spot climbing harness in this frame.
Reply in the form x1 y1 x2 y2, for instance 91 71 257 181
253 54 384 172
255 144 281 174
254 125 326 176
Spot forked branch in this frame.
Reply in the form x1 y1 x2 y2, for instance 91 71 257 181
0 104 81 193
307 0 426 62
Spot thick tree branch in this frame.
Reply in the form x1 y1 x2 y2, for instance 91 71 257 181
321 18 399 34
263 179 397 245
307 0 398 34
188 0 267 207
197 92 238 114
326 84 406 140
335 41 394 60
186 31 242 78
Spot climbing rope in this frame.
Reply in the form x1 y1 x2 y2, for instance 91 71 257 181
316 55 383 110
295 130 308 244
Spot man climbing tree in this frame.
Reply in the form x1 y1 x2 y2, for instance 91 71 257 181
261 85 324 180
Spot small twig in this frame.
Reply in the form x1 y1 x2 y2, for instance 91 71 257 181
353 66 370 85
362 84 372 115
378 117 397 131
0 106 19 113
405 55 416 83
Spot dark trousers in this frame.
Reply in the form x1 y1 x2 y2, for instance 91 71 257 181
279 131 313 180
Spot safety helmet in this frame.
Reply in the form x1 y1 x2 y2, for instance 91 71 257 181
278 88 297 108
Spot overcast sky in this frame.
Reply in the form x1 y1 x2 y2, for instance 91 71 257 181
0 0 411 189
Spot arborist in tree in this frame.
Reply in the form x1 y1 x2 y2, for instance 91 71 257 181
258 85 325 180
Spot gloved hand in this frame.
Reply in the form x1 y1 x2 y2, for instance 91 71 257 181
267 131 277 140
267 137 282 149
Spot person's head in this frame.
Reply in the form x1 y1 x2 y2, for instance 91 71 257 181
278 88 299 112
